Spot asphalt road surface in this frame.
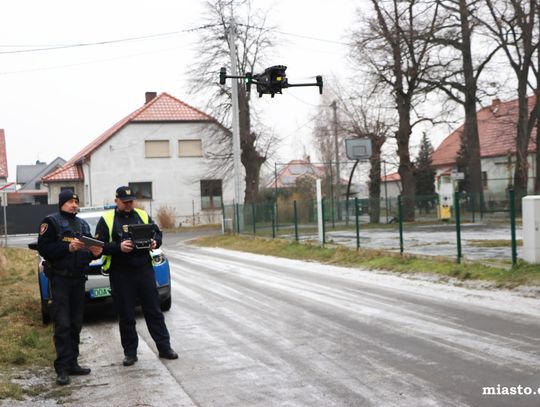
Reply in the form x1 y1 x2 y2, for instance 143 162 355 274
4 241 540 407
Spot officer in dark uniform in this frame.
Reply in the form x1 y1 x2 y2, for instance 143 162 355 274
37 190 103 385
94 186 177 367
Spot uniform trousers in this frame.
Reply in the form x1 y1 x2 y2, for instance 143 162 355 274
50 275 86 374
109 266 171 356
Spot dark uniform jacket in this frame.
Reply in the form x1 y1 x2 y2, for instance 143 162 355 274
37 211 94 278
95 208 162 272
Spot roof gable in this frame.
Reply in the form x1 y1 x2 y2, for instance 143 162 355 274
43 92 216 182
18 157 66 190
0 129 7 179
432 96 538 167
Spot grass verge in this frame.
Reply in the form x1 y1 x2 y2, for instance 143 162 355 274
193 234 540 288
0 247 54 401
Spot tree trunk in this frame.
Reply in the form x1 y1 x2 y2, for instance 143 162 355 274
396 95 415 221
368 136 386 224
514 87 530 205
459 0 484 209
238 85 265 204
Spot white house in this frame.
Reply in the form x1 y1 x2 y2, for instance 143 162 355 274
432 96 538 203
43 92 241 226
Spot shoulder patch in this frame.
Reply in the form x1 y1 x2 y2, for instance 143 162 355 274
39 223 48 235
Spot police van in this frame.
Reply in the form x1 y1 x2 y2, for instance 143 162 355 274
30 206 172 324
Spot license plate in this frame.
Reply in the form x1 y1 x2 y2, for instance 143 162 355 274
90 287 111 299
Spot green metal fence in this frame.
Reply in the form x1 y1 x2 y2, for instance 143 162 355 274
223 190 520 266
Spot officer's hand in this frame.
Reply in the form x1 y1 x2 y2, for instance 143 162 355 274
69 239 85 252
89 246 103 257
150 239 157 250
120 239 134 253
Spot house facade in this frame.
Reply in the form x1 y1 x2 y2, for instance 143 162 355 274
12 157 66 204
432 97 537 201
43 92 239 226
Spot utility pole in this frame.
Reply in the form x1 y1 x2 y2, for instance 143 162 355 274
330 100 341 221
228 19 243 206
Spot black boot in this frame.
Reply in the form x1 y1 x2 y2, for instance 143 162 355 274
56 371 70 386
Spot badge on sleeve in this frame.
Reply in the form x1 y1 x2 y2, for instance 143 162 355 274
39 223 48 235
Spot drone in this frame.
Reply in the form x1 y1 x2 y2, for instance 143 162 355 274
219 65 323 98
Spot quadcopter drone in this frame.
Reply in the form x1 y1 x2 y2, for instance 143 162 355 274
219 65 323 98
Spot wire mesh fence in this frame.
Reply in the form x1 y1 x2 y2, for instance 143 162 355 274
223 190 520 265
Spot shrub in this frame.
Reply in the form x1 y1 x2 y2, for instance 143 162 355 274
156 207 176 229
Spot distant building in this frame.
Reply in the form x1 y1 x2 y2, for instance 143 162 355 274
381 172 401 199
11 157 65 204
265 158 360 196
42 92 237 226
432 96 538 199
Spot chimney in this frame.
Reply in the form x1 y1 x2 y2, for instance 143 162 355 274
145 92 157 104
491 98 501 108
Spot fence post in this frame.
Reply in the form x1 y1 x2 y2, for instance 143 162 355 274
275 201 279 232
251 202 256 235
398 195 404 254
294 200 299 241
235 203 240 234
509 188 517 266
480 193 484 220
355 197 360 250
454 192 462 263
322 198 326 245
271 202 276 239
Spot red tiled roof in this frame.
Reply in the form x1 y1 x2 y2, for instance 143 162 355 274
0 129 7 178
382 172 400 182
43 93 215 182
43 164 84 182
432 96 538 167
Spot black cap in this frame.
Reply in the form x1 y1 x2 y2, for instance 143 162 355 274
58 189 79 208
115 186 135 202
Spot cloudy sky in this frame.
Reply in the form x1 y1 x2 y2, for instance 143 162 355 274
0 0 366 182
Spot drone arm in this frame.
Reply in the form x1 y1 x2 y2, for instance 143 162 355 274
287 76 323 94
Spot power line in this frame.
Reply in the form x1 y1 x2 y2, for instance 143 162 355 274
0 24 219 55
237 23 351 46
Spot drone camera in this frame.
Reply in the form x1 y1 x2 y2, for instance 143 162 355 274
253 65 289 97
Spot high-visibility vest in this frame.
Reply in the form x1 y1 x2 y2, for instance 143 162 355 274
101 208 150 271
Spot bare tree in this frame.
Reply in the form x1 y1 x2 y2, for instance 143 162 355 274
313 82 392 223
188 0 276 203
482 0 540 201
351 0 445 221
428 0 500 207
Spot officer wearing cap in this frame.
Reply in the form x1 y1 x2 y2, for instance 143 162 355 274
94 186 177 367
37 189 103 386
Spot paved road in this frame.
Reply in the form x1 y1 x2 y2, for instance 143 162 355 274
4 241 539 407
153 245 539 407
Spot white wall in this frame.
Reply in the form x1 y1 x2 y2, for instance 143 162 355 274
87 122 241 224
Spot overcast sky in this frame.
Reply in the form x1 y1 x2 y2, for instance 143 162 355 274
0 0 367 182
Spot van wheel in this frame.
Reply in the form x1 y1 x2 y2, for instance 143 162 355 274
160 296 171 312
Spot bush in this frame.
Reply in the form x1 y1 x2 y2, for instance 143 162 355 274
156 207 176 229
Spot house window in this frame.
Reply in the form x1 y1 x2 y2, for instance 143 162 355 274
200 180 222 209
128 182 152 199
60 186 75 192
179 140 202 157
35 181 41 189
145 140 170 158
482 171 488 188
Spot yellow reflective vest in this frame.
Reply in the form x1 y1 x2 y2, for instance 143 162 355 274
101 208 150 271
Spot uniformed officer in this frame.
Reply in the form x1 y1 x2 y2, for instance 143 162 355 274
94 186 177 366
37 190 103 385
